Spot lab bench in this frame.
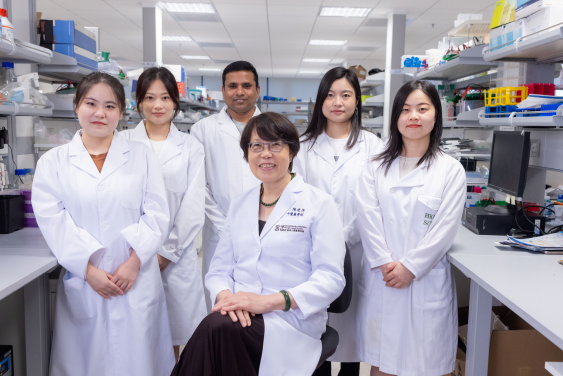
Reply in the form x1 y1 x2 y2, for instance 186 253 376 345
0 228 57 376
2 226 563 375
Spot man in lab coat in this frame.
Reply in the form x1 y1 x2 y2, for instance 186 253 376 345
191 61 262 312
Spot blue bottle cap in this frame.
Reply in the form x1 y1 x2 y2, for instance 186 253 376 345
15 169 26 175
2 62 14 69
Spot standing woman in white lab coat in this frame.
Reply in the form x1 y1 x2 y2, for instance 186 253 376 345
121 67 206 361
355 80 466 376
293 67 383 376
172 112 346 376
32 72 175 376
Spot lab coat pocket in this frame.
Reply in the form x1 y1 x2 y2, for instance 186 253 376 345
414 267 452 310
63 271 96 320
120 173 145 209
164 160 188 193
127 257 160 311
414 195 441 235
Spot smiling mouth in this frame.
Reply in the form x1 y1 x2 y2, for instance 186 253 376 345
259 163 275 168
407 124 422 127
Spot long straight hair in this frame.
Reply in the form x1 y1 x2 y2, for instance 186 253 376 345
301 67 364 149
374 80 443 174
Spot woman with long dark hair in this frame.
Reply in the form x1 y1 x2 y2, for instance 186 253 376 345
293 67 384 376
121 67 207 361
355 80 466 376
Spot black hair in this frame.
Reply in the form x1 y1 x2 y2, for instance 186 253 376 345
240 112 300 172
302 67 364 150
222 61 259 89
74 72 126 115
135 67 181 120
373 80 443 174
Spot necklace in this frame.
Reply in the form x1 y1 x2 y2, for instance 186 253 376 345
260 173 295 207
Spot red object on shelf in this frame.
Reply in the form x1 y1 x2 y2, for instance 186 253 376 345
524 83 556 96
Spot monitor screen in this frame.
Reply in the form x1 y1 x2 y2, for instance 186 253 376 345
488 131 530 197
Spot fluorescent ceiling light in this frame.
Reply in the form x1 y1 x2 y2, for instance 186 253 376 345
162 36 192 42
303 58 331 63
199 68 221 71
309 40 347 46
160 3 215 13
298 71 321 74
320 7 371 17
181 55 210 60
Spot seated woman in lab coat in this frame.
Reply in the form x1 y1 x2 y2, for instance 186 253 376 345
171 112 346 376
355 80 466 376
32 72 175 376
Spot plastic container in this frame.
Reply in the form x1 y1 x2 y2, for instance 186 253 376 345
0 8 14 44
485 86 528 107
13 169 26 189
0 62 17 86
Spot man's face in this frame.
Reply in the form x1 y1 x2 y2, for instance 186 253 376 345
222 71 260 114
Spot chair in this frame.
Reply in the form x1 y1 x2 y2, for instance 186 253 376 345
316 243 353 369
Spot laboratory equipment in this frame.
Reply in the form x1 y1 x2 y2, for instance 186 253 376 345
0 345 13 376
0 194 24 234
488 131 531 198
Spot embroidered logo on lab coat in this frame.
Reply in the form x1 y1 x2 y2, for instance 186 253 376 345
288 208 305 217
275 225 307 232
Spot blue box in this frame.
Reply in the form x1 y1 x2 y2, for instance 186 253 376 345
42 44 98 71
39 20 96 54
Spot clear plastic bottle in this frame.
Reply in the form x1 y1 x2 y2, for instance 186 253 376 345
0 8 14 43
13 169 26 189
480 186 488 200
0 62 17 86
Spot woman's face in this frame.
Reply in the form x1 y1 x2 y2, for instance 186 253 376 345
140 79 176 125
76 83 122 139
397 89 436 142
247 129 292 185
322 78 357 125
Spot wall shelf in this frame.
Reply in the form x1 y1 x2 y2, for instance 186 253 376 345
363 116 383 127
363 94 385 107
546 362 563 376
478 108 563 127
359 72 386 89
415 45 497 81
262 100 313 105
179 98 219 112
482 26 563 63
0 39 52 65
0 105 52 117
38 51 96 83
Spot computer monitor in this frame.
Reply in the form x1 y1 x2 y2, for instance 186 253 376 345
488 131 531 198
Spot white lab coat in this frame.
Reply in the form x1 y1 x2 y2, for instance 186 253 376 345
355 152 466 376
191 106 261 311
206 175 346 376
121 121 207 345
31 131 175 376
292 130 384 362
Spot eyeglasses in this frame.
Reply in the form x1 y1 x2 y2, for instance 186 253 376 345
248 141 287 153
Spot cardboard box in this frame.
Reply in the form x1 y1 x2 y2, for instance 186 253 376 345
491 0 517 29
456 307 563 376
40 44 98 71
39 20 96 54
516 0 563 19
524 5 563 36
348 65 367 80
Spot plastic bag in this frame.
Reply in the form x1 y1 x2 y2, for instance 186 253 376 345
49 128 74 145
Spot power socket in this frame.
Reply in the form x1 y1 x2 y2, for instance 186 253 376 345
531 139 540 157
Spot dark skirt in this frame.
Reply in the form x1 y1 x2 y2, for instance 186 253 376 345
171 311 265 376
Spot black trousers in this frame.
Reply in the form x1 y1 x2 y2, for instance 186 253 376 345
312 361 361 376
171 311 265 376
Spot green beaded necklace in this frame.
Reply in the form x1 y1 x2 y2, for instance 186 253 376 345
260 173 295 207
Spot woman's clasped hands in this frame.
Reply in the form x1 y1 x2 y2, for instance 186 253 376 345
379 261 415 289
85 249 141 299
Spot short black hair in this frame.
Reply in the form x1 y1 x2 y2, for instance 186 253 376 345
222 61 259 89
136 67 181 120
240 112 300 171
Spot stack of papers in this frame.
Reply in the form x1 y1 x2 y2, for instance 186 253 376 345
498 232 563 252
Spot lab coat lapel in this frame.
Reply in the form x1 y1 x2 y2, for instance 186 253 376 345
157 123 183 165
391 157 429 188
312 133 336 168
99 132 129 182
259 176 303 239
336 133 363 169
131 120 151 149
219 107 242 141
68 130 104 179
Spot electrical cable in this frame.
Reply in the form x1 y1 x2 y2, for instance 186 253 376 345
7 144 23 184
514 204 555 236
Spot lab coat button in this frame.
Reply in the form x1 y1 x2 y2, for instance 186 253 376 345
379 313 383 319
101 221 108 228
104 257 112 264
170 245 175 249
254 281 261 287
390 188 396 193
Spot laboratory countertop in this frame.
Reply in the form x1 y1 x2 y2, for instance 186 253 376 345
448 226 563 351
0 228 57 301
